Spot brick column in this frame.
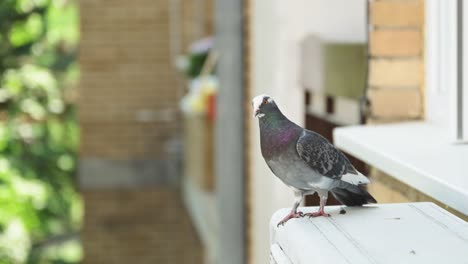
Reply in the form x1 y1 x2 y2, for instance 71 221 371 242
366 0 427 203
368 0 424 122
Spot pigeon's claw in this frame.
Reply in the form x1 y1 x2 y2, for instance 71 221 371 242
305 210 330 218
277 211 304 227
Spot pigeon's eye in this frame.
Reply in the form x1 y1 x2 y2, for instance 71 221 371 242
262 98 268 105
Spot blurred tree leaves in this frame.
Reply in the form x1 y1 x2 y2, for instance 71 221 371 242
0 0 81 263
9 13 43 47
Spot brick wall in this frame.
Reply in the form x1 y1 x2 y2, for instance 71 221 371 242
180 0 214 51
79 0 180 161
78 1 213 261
82 189 204 263
367 0 424 122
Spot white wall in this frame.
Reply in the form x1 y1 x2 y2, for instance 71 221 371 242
302 0 366 43
249 0 366 263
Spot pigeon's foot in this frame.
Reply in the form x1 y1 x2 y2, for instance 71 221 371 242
277 211 304 227
305 210 330 218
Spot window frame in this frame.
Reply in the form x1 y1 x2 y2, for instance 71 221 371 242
425 0 468 142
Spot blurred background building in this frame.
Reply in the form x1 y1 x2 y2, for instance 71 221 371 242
1 0 467 263
78 0 212 263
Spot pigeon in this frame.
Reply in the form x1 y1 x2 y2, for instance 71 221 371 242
252 94 377 226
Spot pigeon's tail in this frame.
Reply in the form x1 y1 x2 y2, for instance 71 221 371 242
331 183 377 206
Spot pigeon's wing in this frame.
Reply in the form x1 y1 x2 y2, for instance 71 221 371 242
296 130 357 180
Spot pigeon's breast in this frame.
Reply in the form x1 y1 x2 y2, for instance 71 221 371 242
266 146 335 191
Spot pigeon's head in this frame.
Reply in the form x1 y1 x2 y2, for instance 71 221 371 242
252 94 277 118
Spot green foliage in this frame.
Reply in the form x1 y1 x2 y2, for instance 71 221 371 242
0 0 81 263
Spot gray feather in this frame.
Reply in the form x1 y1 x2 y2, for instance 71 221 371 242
296 130 357 180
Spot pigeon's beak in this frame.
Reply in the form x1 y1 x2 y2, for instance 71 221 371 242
254 109 260 118
254 109 265 118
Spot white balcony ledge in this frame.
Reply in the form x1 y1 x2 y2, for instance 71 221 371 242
270 203 468 264
333 121 468 215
